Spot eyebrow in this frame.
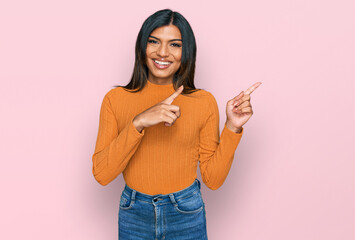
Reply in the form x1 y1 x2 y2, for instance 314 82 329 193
149 35 182 42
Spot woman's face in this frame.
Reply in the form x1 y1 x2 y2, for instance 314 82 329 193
145 24 182 84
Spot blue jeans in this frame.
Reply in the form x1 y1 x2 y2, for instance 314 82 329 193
118 178 208 240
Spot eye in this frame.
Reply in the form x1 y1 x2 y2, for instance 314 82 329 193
171 43 182 47
148 39 158 44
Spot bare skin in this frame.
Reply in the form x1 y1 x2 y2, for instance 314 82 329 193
225 82 262 133
145 24 182 85
133 24 183 132
133 24 262 133
133 85 184 132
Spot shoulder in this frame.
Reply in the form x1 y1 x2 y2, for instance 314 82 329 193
97 87 127 112
191 88 214 99
196 89 217 105
103 86 129 102
194 89 219 117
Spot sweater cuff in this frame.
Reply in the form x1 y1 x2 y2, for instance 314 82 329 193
129 118 145 136
223 122 243 138
220 123 243 152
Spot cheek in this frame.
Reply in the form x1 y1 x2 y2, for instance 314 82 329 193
146 46 153 58
145 57 150 67
176 55 182 65
175 57 182 67
175 61 182 69
174 52 182 64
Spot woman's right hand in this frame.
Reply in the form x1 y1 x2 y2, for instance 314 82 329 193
133 85 184 132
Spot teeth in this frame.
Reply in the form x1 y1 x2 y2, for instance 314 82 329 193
154 60 172 65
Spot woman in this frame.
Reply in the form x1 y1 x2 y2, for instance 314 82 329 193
92 8 261 240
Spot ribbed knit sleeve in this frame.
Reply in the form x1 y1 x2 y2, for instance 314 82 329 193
198 92 244 190
92 92 145 186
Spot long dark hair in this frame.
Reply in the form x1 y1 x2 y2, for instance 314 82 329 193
113 9 203 95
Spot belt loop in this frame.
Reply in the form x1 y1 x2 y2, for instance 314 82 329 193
196 178 201 189
131 190 136 202
169 193 177 206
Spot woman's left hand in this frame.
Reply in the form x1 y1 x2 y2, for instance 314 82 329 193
225 82 262 132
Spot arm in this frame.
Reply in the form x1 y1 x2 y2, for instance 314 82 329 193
198 92 244 190
92 92 145 186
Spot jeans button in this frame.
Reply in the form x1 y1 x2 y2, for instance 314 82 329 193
153 198 157 202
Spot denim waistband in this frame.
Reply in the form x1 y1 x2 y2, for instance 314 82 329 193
122 178 201 205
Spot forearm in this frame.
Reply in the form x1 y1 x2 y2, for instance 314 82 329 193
200 124 243 190
92 119 145 185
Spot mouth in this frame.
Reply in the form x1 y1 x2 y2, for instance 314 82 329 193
152 59 173 69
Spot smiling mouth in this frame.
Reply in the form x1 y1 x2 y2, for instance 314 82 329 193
154 59 172 65
152 59 172 69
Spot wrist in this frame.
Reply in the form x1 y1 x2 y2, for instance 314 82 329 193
225 121 242 133
133 116 144 133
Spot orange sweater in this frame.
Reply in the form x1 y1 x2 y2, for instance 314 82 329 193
92 80 244 195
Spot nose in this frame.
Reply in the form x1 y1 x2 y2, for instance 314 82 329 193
157 43 169 58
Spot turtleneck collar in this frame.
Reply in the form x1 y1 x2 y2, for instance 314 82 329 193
146 80 174 91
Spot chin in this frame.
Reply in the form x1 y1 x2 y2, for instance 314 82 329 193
148 68 175 78
151 73 174 79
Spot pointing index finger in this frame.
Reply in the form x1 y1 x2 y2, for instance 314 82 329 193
244 82 262 95
161 85 184 105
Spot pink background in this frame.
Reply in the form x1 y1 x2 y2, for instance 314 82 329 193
1 0 354 239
